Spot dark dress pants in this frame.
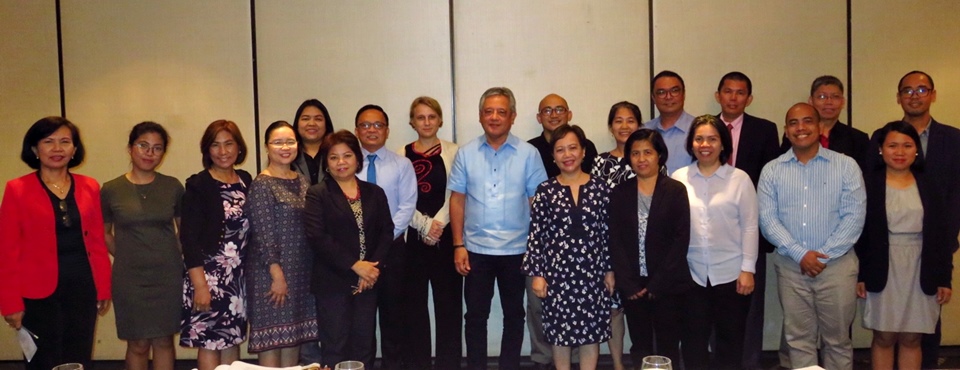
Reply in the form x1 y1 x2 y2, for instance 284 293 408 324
741 253 766 370
684 279 750 370
622 292 685 368
315 288 378 369
463 252 525 370
377 237 408 370
402 227 463 370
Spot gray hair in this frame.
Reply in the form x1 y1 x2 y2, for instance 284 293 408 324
478 87 516 113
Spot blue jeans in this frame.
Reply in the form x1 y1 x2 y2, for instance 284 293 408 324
463 252 525 370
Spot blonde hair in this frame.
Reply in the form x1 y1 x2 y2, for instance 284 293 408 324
409 96 444 127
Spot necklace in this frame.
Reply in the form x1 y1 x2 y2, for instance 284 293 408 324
137 184 151 200
42 176 69 196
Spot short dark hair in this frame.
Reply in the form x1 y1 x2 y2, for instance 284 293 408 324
549 124 588 150
625 128 669 174
355 104 389 127
293 99 335 143
320 130 364 174
21 116 85 169
810 75 844 96
873 120 925 172
607 101 643 127
128 121 170 149
651 70 685 93
898 70 935 91
718 71 752 96
686 115 733 164
200 120 247 169
264 120 294 145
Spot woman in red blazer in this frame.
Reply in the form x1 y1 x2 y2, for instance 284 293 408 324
0 117 112 370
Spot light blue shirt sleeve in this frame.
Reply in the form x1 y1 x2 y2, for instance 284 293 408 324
393 157 419 239
525 150 548 197
448 147 468 194
818 157 866 263
757 159 808 263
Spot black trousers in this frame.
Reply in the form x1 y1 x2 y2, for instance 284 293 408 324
622 292 684 367
684 280 750 370
22 259 97 370
463 252 525 370
315 288 378 369
921 316 942 368
402 228 463 370
376 237 408 370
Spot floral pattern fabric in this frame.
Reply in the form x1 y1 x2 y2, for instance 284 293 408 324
179 181 249 349
522 176 612 346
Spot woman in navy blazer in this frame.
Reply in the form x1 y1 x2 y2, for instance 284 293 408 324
0 117 112 370
608 129 691 366
304 130 394 369
855 121 953 370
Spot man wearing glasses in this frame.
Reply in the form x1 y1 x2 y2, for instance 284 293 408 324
354 104 418 370
890 71 960 369
528 93 598 179
644 70 696 175
779 75 870 170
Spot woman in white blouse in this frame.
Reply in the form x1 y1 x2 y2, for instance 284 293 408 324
670 115 758 370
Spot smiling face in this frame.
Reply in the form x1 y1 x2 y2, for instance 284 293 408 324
33 126 77 171
129 132 166 172
355 109 389 152
897 72 937 119
784 104 822 153
266 126 298 167
411 104 441 139
881 130 917 172
326 142 359 181
208 130 239 171
715 79 753 120
809 84 845 122
298 106 327 144
691 124 722 167
652 76 685 116
537 94 571 135
552 131 584 176
610 107 640 147
629 139 661 180
479 94 516 143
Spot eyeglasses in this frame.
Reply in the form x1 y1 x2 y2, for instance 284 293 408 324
268 140 298 148
357 122 387 130
59 200 72 228
814 93 844 101
134 142 165 154
539 106 568 116
899 87 931 98
654 87 684 98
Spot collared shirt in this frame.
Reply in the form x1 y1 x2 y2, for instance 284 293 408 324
720 113 745 167
644 111 696 175
757 147 866 264
912 117 933 157
359 146 418 239
672 164 758 286
448 134 547 255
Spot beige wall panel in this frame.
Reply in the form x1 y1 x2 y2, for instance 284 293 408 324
653 0 846 132
255 0 453 159
652 0 854 350
0 1 60 359
59 0 255 359
453 1 649 153
852 0 960 345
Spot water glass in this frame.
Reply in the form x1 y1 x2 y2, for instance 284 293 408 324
641 355 672 370
52 364 83 370
334 361 364 370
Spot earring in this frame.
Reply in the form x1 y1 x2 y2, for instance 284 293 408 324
878 150 882 155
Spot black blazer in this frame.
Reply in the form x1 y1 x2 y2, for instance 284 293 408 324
854 168 952 294
180 169 253 269
781 121 870 170
608 175 692 297
724 113 781 187
304 177 394 295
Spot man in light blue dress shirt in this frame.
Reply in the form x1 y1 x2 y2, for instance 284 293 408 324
644 70 695 175
449 87 547 370
354 104 418 370
757 103 865 370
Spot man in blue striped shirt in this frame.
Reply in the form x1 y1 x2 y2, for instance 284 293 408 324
757 103 866 370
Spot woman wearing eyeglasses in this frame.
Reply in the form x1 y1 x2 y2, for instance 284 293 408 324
101 121 184 370
0 117 112 370
179 120 253 370
245 121 319 365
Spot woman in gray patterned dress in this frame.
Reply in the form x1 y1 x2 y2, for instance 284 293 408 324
245 121 319 365
102 122 183 370
523 124 614 370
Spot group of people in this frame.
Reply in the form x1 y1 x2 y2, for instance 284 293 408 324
0 69 957 370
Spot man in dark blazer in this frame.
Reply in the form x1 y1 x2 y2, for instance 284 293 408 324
714 71 780 370
779 75 870 170
892 70 960 368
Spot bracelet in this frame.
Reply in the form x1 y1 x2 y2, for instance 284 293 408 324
454 244 466 249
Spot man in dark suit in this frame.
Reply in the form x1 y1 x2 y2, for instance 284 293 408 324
714 71 780 370
779 75 870 170
893 70 960 369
